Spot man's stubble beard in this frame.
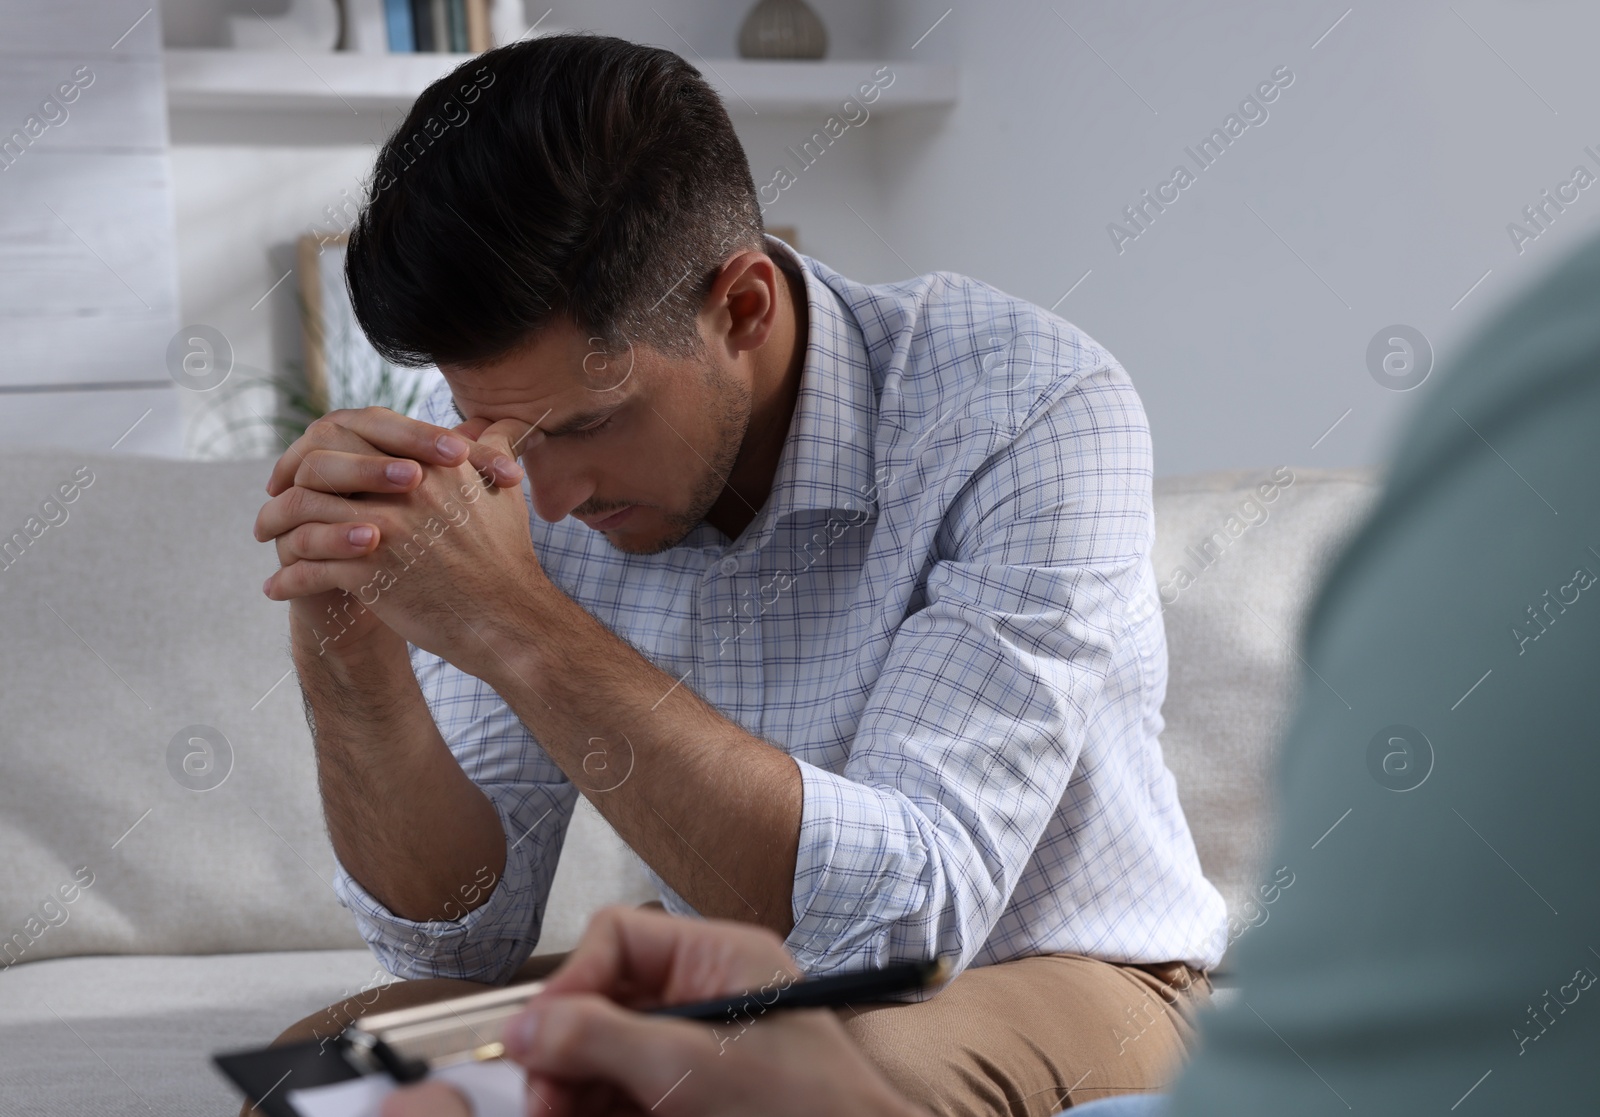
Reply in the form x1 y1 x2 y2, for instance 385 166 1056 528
622 366 752 556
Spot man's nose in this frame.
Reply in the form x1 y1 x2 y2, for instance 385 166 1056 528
523 456 594 524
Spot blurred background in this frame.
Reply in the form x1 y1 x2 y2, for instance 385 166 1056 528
4 0 1599 475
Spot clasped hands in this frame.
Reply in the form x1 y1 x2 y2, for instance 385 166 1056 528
254 406 548 676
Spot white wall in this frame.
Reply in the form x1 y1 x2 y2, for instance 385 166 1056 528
163 0 1600 474
871 0 1600 474
1 0 182 455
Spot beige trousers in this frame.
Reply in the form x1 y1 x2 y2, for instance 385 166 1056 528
251 951 1207 1117
836 953 1209 1114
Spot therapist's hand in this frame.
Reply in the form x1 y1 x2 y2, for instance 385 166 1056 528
378 905 927 1117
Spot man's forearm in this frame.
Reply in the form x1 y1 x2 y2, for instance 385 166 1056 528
474 588 801 937
294 629 505 922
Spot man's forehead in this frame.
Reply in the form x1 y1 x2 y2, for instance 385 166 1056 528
440 323 647 434
441 340 586 417
444 378 623 437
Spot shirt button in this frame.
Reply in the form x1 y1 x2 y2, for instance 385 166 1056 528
718 556 740 575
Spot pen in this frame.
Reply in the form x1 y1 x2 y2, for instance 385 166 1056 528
344 956 952 1082
656 956 951 1021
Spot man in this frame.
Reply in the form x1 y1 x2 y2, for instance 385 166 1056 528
256 34 1225 1112
381 170 1600 1117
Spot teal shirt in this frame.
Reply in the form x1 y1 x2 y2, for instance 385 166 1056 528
1169 235 1600 1114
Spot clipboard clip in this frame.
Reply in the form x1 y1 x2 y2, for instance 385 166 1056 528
337 1029 430 1084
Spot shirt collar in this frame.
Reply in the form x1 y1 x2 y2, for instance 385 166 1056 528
754 236 880 532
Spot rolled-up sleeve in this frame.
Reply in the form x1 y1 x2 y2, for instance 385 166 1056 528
783 367 1153 978
331 643 578 984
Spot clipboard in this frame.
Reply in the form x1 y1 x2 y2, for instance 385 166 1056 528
214 1038 365 1117
213 956 947 1115
214 980 546 1116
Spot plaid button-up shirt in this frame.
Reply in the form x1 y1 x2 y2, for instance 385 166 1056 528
333 241 1229 983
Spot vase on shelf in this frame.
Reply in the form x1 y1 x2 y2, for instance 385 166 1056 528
737 0 828 60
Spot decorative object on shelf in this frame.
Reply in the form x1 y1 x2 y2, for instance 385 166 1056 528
738 0 828 60
226 0 341 52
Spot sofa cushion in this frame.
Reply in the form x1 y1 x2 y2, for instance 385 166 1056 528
0 948 383 1116
0 450 1376 972
0 450 654 968
1150 467 1378 928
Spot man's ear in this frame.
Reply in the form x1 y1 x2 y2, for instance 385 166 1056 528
704 250 780 356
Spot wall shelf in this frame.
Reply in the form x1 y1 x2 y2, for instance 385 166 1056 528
163 49 957 117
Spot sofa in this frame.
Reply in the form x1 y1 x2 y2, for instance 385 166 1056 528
0 449 1376 1115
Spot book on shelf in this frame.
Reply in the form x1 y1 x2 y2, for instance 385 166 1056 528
464 0 490 51
409 0 433 51
430 0 449 52
446 0 467 51
384 0 491 54
381 0 414 52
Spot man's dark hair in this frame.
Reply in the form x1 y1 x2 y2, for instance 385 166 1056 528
345 34 765 368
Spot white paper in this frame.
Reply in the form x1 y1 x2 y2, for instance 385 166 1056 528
286 1059 527 1117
